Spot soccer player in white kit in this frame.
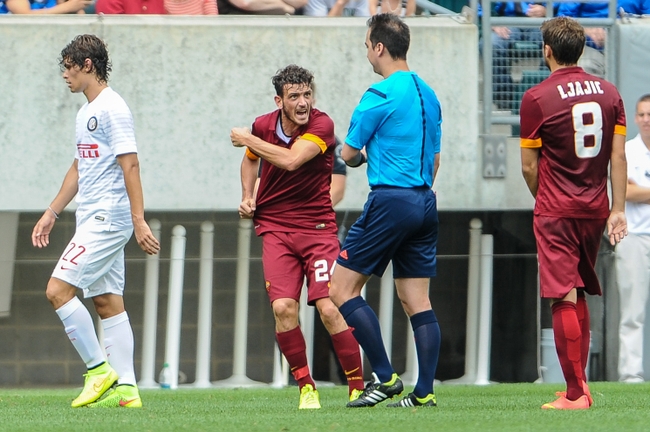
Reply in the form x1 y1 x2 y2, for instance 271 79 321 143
31 35 160 408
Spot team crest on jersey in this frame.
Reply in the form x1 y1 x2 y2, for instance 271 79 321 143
87 116 98 131
265 281 271 292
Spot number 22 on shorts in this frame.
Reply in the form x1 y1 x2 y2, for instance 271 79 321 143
60 242 86 270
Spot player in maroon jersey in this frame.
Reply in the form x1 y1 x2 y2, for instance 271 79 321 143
230 65 363 409
520 17 628 410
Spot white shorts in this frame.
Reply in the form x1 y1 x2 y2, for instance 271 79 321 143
51 228 133 298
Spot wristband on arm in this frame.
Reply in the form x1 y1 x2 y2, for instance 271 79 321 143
48 206 59 219
345 152 367 168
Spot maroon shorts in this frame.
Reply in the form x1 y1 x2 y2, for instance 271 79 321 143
261 231 339 305
534 215 606 299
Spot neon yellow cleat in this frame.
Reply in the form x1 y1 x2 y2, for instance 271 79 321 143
298 384 321 409
88 384 142 408
349 388 364 402
71 362 118 408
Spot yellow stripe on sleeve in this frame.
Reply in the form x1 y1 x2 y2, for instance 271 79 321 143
614 124 626 136
245 148 259 160
520 138 542 149
300 133 328 153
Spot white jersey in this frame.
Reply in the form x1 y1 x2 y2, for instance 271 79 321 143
304 0 369 16
624 134 650 235
74 87 137 231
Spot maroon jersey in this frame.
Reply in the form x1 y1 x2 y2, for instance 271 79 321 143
520 67 626 219
250 108 337 236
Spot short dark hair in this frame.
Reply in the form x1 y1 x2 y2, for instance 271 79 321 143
638 94 650 105
59 35 112 84
367 13 410 61
271 65 314 97
541 17 585 66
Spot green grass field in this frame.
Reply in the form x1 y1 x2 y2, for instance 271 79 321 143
1 382 649 432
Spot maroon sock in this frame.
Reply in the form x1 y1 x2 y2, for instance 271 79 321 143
576 294 590 375
330 328 364 393
276 327 315 389
551 301 585 401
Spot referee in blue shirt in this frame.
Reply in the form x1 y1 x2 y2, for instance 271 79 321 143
330 13 442 409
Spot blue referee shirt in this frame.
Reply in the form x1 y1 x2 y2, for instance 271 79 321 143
346 70 442 189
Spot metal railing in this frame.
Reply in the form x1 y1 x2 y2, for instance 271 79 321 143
480 1 618 133
416 0 458 15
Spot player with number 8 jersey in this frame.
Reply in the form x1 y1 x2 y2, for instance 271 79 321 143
519 53 626 219
520 17 627 411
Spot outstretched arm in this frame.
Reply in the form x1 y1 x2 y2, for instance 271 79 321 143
32 160 79 249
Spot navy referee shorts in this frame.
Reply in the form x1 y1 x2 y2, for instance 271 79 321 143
337 186 438 278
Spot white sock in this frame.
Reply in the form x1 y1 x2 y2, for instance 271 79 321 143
102 311 137 386
56 297 105 368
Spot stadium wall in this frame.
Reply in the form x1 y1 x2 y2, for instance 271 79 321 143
0 14 534 212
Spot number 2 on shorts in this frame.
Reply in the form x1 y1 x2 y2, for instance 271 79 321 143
314 259 330 282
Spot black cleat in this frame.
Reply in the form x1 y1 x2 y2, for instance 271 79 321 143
346 373 403 408
386 392 437 408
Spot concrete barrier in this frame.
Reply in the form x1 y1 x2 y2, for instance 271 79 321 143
0 15 490 211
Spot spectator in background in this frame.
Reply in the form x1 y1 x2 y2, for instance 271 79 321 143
479 2 549 111
217 0 305 14
557 1 650 77
1 0 90 14
95 0 165 13
304 0 369 16
557 2 608 77
370 0 415 16
616 94 650 384
618 0 650 15
165 0 217 14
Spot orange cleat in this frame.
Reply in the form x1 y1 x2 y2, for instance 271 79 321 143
555 381 593 406
542 395 590 410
